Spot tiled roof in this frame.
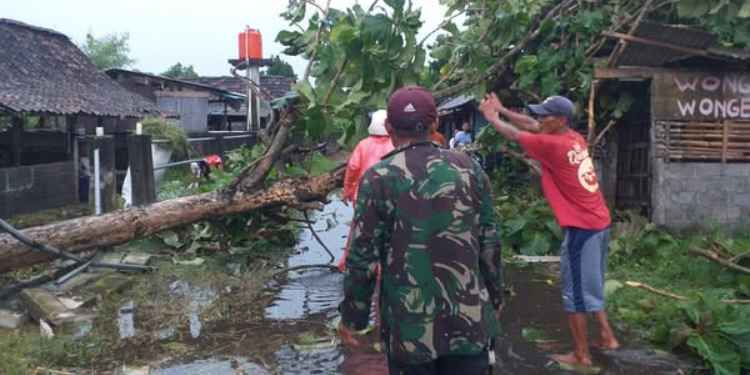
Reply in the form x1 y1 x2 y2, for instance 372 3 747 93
187 75 295 100
0 19 160 117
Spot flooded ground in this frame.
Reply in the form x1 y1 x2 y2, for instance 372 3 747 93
148 196 700 375
1 195 702 374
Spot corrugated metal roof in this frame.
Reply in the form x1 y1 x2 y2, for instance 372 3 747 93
437 95 474 112
615 21 749 67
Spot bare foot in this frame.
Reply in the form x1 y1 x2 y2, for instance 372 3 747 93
591 336 620 351
551 352 593 367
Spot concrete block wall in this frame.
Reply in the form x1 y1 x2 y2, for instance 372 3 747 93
652 160 750 230
0 161 77 218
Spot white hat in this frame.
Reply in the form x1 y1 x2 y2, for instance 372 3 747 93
368 110 388 136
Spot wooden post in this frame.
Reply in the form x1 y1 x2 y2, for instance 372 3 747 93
127 135 156 206
587 81 598 147
722 122 729 164
10 116 23 166
89 135 117 213
216 135 226 157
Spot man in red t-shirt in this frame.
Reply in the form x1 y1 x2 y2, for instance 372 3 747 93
479 93 619 367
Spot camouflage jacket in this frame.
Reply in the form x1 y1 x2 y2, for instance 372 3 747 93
339 141 504 364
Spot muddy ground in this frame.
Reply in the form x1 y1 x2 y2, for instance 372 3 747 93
1 196 703 374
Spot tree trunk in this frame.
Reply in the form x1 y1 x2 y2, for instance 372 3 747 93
0 169 344 274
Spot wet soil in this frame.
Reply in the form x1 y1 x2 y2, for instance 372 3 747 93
147 197 700 374
1 196 703 374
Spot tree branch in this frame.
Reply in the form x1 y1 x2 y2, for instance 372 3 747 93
625 281 750 304
301 0 326 13
592 119 617 148
303 210 335 264
689 248 750 275
302 0 333 83
418 10 465 47
322 57 350 108
433 0 576 98
607 0 656 67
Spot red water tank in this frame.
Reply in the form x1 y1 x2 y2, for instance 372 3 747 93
238 27 263 60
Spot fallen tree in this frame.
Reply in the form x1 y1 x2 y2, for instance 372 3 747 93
0 167 344 273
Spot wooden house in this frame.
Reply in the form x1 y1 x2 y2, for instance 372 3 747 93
594 22 750 229
0 19 158 218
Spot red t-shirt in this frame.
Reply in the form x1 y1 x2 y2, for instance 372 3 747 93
517 130 611 230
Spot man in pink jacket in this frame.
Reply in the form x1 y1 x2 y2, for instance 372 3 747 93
339 110 394 271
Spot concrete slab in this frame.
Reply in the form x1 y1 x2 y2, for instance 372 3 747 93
0 308 27 329
116 366 151 375
122 252 154 266
98 251 127 265
53 271 101 292
513 255 561 263
57 312 95 338
73 273 134 308
21 288 72 325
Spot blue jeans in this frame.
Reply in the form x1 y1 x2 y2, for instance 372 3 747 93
560 227 610 313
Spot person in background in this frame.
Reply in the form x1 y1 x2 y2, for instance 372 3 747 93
452 121 473 147
339 86 503 375
339 109 394 271
479 93 619 368
430 122 447 147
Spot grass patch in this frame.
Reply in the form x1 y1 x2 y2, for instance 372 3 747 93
0 331 105 375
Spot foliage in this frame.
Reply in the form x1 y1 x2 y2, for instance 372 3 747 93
493 187 561 256
153 144 337 267
80 32 135 70
141 117 191 160
605 219 750 373
262 55 298 80
428 0 750 136
161 62 199 79
278 0 428 144
608 210 678 266
677 0 750 45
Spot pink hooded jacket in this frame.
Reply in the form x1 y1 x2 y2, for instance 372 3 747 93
343 137 394 203
343 110 394 203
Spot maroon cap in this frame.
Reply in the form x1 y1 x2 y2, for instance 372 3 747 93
387 86 437 133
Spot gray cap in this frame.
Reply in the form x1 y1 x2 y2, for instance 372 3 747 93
528 96 575 123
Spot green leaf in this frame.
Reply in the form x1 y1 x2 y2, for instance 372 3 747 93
604 280 624 298
330 23 359 49
293 81 317 107
740 0 750 18
307 153 338 176
504 217 528 237
384 0 405 11
677 0 711 18
159 231 183 249
285 165 308 177
520 233 551 256
361 14 392 41
686 334 741 375
303 107 326 139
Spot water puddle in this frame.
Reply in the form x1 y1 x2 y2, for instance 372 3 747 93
116 195 701 374
152 357 270 375
265 198 351 321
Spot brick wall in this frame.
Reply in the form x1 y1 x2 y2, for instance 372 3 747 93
0 161 78 218
651 160 750 230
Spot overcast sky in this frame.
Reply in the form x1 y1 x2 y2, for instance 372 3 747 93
1 0 449 77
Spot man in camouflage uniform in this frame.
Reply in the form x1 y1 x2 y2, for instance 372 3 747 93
338 86 504 375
